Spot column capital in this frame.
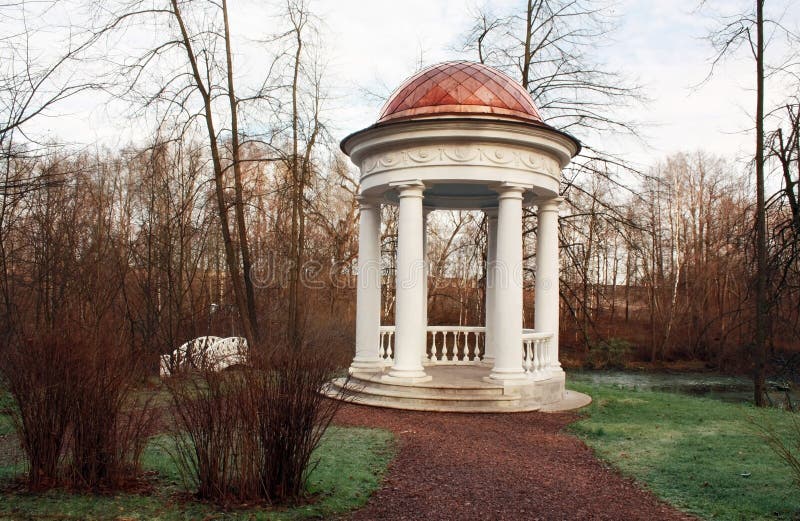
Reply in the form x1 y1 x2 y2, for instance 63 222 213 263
356 195 381 210
535 196 564 213
492 182 531 199
390 180 425 199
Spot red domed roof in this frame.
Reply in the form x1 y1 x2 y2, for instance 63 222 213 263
378 61 542 124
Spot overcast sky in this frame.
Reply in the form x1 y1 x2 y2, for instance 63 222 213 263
310 0 797 171
15 0 799 173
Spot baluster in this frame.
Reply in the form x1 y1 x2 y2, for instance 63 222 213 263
523 340 531 372
542 336 550 371
469 332 475 361
448 332 454 361
424 329 433 362
525 339 532 372
535 339 544 373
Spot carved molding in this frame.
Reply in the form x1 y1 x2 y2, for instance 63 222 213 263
361 145 560 178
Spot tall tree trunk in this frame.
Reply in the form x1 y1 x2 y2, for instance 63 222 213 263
753 0 768 407
287 6 305 348
170 0 255 345
222 0 260 343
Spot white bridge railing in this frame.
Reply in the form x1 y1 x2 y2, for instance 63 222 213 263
379 325 554 373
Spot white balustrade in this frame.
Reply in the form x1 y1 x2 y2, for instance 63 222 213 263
522 329 553 379
426 326 485 364
377 325 554 372
378 326 395 365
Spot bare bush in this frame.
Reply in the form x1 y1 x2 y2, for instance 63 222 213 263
165 338 344 505
753 414 800 489
0 333 77 489
166 369 249 500
67 333 158 490
0 329 157 491
249 345 343 501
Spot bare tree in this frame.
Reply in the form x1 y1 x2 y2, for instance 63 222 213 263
768 101 800 241
458 0 646 351
705 0 799 405
0 1 107 334
458 0 642 137
98 0 293 344
281 0 326 347
0 1 101 158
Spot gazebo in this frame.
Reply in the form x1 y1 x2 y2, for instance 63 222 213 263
330 61 591 412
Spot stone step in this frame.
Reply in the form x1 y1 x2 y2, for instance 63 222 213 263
349 372 507 397
325 367 585 413
325 385 540 413
335 381 520 402
326 378 537 413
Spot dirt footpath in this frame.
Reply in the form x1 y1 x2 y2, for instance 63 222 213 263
335 405 695 521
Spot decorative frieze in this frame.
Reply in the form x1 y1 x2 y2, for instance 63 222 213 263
361 144 560 178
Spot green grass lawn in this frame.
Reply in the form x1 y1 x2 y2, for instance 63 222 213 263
569 381 800 521
0 426 394 520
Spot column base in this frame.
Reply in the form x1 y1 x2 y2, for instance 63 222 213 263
528 369 550 382
349 358 386 373
485 368 528 384
381 366 433 383
381 371 433 384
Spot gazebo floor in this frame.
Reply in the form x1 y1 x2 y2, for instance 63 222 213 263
326 365 591 413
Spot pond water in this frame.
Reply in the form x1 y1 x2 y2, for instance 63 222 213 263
570 370 798 408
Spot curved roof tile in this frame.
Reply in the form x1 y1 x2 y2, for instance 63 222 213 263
378 61 542 124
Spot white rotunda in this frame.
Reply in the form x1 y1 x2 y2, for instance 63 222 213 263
330 61 591 412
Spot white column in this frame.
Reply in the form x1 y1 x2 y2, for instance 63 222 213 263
351 198 384 373
488 184 528 382
422 207 432 364
535 196 563 374
483 208 498 363
386 181 430 382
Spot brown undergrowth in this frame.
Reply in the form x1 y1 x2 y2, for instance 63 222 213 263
0 328 158 491
163 337 346 506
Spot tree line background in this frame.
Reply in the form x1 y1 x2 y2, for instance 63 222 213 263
1 0 798 380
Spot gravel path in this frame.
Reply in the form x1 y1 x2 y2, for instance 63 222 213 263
334 404 695 521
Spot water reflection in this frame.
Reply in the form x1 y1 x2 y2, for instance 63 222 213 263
570 370 798 408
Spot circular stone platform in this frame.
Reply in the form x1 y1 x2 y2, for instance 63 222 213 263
327 366 591 413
